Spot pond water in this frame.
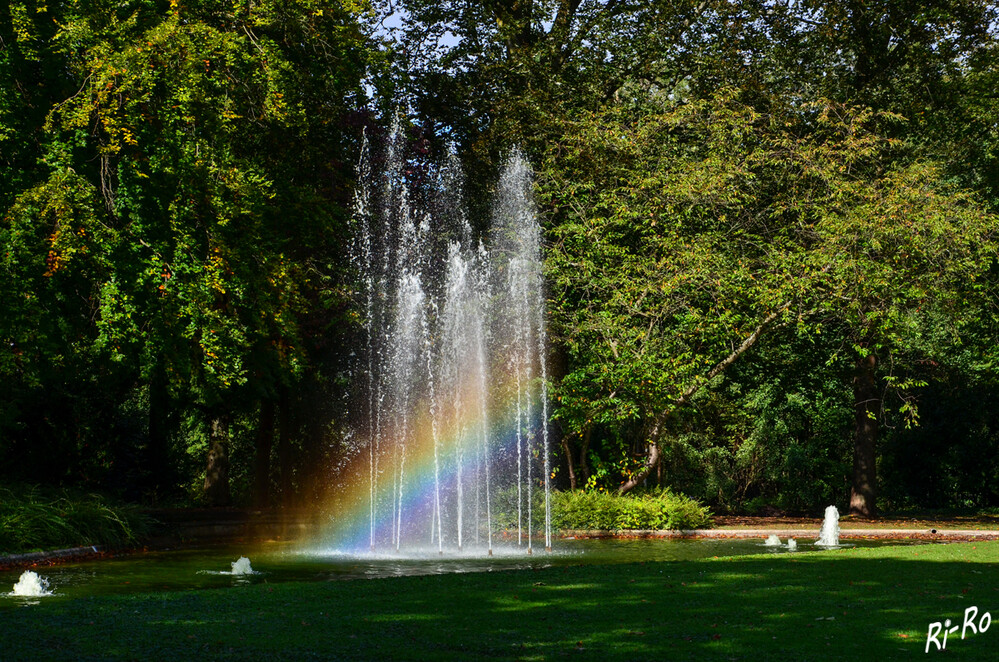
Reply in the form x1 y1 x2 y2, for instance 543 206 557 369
1 536 924 606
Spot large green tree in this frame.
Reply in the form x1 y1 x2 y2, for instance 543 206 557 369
1 0 375 503
542 95 997 506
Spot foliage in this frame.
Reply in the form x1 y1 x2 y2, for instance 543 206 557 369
493 488 712 532
879 348 999 511
652 351 855 515
553 488 713 531
1 0 377 503
2 0 999 514
0 485 154 553
540 92 998 500
376 0 999 514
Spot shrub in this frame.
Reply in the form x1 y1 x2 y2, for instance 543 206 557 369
493 487 713 533
553 489 713 531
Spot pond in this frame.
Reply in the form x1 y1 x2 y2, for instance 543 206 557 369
1 536 926 606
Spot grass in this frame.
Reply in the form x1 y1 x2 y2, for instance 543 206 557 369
0 485 155 554
3 540 999 660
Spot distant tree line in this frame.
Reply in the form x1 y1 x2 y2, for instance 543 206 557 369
3 0 999 516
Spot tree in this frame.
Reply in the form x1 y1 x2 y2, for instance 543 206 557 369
1 0 375 503
541 94 997 505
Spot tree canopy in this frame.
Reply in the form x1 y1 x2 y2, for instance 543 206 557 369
2 0 376 504
2 0 998 515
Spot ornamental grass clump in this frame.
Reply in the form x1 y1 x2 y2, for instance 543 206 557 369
0 485 154 554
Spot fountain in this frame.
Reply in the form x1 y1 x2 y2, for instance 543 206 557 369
195 556 259 579
10 570 52 597
339 121 551 556
786 538 797 551
764 534 782 546
815 505 840 546
230 557 254 575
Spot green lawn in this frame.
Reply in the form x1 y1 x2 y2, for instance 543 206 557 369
3 541 998 660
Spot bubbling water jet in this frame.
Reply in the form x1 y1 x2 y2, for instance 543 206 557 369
231 557 254 575
11 570 52 597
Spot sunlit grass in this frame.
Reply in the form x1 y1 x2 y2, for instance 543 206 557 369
2 541 999 659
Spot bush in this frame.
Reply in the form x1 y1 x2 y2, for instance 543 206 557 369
0 485 154 553
553 489 713 531
493 487 713 533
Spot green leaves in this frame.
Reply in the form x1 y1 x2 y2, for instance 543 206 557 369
0 0 375 499
29 0 372 400
0 484 153 553
541 92 999 493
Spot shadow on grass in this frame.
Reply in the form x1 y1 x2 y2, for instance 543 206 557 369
2 541 998 660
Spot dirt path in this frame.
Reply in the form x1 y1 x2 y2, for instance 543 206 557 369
686 529 999 542
561 514 999 543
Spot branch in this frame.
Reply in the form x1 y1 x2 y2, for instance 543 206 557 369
617 421 661 494
674 299 791 409
560 0 627 66
600 0 710 101
617 298 792 495
671 262 835 409
548 0 584 69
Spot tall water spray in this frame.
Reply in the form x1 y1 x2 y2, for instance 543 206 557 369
350 127 550 555
815 505 841 547
491 155 551 553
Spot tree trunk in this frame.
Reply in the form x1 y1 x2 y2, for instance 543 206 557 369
560 434 577 490
147 360 171 499
203 412 231 506
850 353 879 518
618 296 796 496
617 442 661 495
617 424 661 494
253 399 275 508
278 389 294 506
578 426 591 484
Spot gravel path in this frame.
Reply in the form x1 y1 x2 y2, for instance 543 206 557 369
561 528 999 542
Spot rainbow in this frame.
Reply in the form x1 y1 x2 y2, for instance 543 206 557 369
314 381 549 555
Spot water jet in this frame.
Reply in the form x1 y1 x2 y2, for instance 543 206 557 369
339 125 551 557
230 557 254 575
10 570 52 597
815 506 840 547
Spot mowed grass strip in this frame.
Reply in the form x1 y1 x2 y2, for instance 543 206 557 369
2 541 997 660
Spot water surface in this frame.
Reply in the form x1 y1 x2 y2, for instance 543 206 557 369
1 536 924 606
